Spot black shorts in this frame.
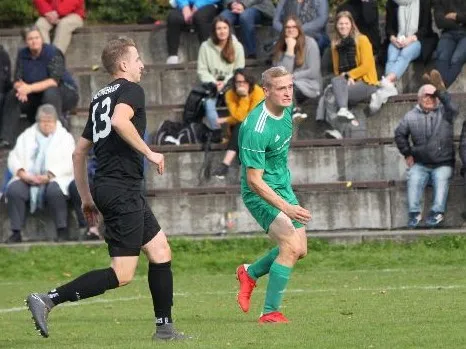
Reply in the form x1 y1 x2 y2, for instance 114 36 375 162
92 185 161 257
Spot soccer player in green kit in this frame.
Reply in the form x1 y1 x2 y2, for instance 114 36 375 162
236 66 312 323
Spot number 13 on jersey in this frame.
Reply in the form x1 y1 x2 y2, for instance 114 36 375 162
92 96 112 143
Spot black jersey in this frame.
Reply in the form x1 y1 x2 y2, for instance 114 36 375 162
82 78 146 188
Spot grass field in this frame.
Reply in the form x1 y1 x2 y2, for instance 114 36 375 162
1 236 466 349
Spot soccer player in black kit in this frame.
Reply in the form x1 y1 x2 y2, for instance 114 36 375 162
26 38 190 341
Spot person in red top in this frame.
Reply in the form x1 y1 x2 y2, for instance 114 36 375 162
34 0 85 54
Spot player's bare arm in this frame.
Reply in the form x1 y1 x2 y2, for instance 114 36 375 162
72 137 99 226
246 168 311 224
111 103 164 174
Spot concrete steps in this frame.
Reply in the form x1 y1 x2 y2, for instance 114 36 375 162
69 93 466 142
144 180 466 235
1 180 463 240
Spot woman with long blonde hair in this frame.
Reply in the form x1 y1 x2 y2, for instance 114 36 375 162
273 16 321 118
326 11 378 137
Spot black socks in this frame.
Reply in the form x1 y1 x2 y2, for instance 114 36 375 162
48 267 119 305
148 261 173 326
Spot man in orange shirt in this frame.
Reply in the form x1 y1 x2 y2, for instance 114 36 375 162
34 0 85 53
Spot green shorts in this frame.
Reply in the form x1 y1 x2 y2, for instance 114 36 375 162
242 186 304 233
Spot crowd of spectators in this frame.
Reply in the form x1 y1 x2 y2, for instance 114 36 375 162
0 0 466 242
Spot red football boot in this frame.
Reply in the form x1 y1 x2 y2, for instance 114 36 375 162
258 311 289 324
236 264 256 313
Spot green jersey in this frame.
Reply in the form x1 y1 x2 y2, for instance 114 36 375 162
239 100 293 194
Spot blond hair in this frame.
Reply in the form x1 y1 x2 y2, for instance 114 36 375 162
262 66 291 89
332 11 361 47
101 37 137 75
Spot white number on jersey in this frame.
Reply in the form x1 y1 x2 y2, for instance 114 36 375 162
92 96 112 143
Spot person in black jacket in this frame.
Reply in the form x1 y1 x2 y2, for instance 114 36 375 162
0 45 12 126
336 0 381 56
394 70 458 228
369 0 438 113
432 0 466 87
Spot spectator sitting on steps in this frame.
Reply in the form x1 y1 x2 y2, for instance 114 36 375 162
166 0 221 64
197 16 245 131
394 70 458 229
273 0 330 54
0 45 12 129
211 69 264 179
273 15 322 120
220 0 275 59
369 0 438 114
34 0 85 54
0 26 79 150
336 0 381 57
4 104 75 244
432 0 466 88
324 11 378 139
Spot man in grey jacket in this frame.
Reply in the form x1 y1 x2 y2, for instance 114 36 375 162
395 70 458 228
221 0 275 59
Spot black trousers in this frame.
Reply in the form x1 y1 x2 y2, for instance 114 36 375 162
6 180 68 233
0 85 78 144
166 5 219 56
226 123 240 153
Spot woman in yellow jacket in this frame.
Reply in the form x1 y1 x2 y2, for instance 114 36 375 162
328 10 378 138
212 69 264 179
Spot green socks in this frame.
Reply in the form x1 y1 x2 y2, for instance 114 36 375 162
247 247 279 280
263 261 292 314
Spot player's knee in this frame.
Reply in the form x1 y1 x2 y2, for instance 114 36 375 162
117 274 134 287
280 241 301 263
113 267 136 286
299 245 308 259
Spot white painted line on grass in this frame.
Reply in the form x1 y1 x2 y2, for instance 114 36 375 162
1 284 465 314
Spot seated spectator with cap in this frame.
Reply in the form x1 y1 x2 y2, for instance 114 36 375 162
0 26 79 149
4 104 75 243
394 70 457 228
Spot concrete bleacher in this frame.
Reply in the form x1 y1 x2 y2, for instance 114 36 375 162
0 24 466 241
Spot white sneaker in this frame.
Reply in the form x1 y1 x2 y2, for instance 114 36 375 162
337 108 355 120
166 55 179 64
369 79 398 113
325 129 343 139
292 111 308 120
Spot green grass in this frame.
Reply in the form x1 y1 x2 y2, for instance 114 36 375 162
1 236 466 348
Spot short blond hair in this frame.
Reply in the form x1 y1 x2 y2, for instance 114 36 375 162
101 37 137 75
262 66 291 88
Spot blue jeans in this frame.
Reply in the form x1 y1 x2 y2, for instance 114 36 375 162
434 30 466 87
407 163 452 214
220 8 263 57
204 97 220 130
385 41 421 79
